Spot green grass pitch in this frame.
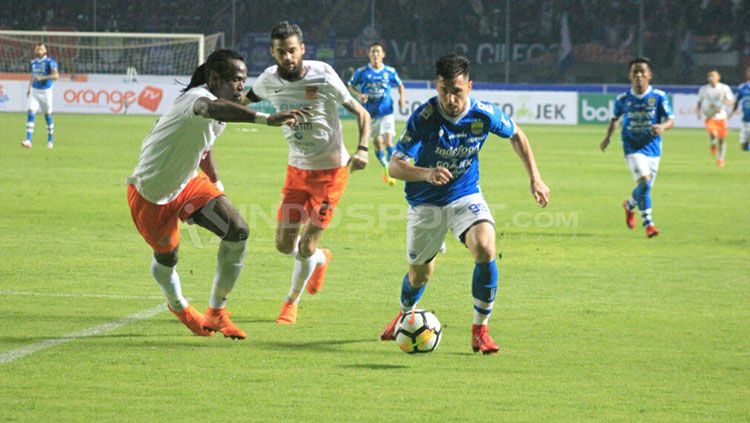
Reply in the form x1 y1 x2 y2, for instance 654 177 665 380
1 112 748 421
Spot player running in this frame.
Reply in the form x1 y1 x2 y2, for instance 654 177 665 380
697 69 735 167
244 21 371 325
601 57 674 238
347 43 406 186
21 43 58 149
378 55 550 354
127 49 306 339
729 65 750 152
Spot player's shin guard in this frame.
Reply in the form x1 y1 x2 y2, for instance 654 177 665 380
26 112 35 141
386 145 396 161
45 114 54 143
472 260 498 325
400 273 427 312
634 180 653 226
150 258 189 311
374 149 388 167
208 240 247 309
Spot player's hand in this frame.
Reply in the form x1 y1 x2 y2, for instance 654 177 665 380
214 180 225 192
531 179 550 207
650 124 663 136
348 149 368 172
426 167 452 186
600 138 610 152
267 107 310 126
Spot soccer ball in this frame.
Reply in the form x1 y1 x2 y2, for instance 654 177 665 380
394 310 442 354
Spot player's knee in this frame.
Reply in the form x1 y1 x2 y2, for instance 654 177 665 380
297 239 316 257
225 218 249 243
154 250 178 267
275 237 296 255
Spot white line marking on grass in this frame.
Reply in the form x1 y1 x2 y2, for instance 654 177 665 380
0 290 163 300
0 303 166 365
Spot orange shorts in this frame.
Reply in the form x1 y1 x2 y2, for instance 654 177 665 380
277 165 349 228
127 174 223 253
705 118 728 139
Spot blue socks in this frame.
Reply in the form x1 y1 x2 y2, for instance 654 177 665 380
45 114 54 143
632 180 653 226
374 149 387 168
472 261 498 325
26 111 35 142
400 273 426 311
386 145 396 161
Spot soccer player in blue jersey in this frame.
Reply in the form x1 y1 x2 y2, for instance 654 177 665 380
21 43 58 149
600 57 674 238
729 65 750 152
347 43 405 185
379 54 550 354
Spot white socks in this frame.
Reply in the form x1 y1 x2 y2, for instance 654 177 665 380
150 258 189 311
472 299 494 325
209 240 247 309
718 141 727 160
285 249 326 304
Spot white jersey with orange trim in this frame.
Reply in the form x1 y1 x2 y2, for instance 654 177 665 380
698 82 734 120
127 85 225 205
252 60 353 170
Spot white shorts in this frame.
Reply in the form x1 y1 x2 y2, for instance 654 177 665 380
406 193 495 265
625 153 660 183
27 88 53 114
370 114 396 140
740 122 750 144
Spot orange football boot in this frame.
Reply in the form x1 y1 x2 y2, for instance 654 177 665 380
623 200 636 229
379 311 403 341
645 224 660 238
710 144 717 156
472 324 500 354
717 159 725 168
168 304 214 337
203 307 246 339
275 300 299 325
305 248 332 295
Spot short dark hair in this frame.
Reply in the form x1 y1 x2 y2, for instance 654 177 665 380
182 49 245 93
707 68 719 75
629 57 651 71
271 21 303 42
34 42 45 48
369 42 384 51
435 54 470 80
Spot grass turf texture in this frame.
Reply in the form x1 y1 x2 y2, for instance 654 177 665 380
1 112 748 421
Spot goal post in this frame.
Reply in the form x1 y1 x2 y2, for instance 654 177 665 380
0 30 224 76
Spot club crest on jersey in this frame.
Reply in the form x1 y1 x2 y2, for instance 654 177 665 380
470 121 484 135
420 103 434 119
647 97 656 106
305 86 318 100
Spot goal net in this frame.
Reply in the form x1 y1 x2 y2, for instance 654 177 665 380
0 30 224 76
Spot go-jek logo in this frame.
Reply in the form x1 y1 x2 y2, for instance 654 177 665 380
138 86 163 112
63 85 164 113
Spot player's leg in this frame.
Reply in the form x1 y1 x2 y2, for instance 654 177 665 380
42 90 54 149
449 194 500 354
381 203 447 340
626 154 658 236
741 123 750 151
716 120 728 167
126 184 212 336
383 114 397 162
21 93 39 148
706 119 718 156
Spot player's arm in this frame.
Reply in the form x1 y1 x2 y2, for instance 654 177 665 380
397 83 406 109
510 125 549 207
651 117 674 136
193 97 308 126
35 68 59 82
347 84 367 103
389 155 452 185
199 149 223 191
730 91 742 118
600 116 620 152
342 98 371 172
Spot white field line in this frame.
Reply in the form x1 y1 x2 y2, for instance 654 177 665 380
0 303 166 365
0 290 163 300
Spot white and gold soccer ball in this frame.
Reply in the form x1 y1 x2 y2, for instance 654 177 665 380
394 310 442 354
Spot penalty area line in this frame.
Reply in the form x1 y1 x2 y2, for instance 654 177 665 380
0 303 166 365
0 290 164 300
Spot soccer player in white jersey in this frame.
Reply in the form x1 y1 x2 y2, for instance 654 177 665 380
379 55 550 354
601 57 674 238
697 69 735 167
729 65 750 152
348 43 406 185
245 21 371 325
127 49 306 339
21 43 58 149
